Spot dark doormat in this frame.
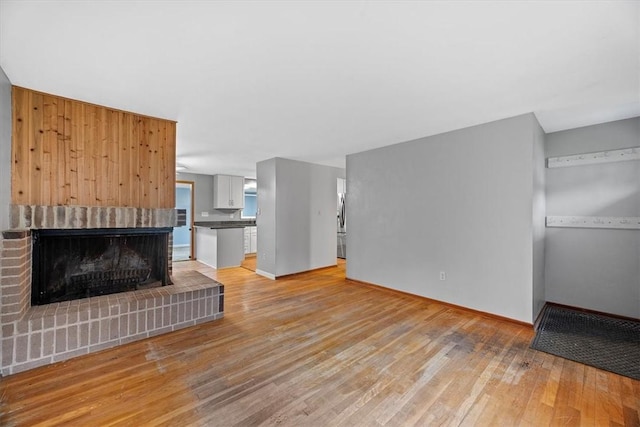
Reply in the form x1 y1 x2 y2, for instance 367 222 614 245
531 304 640 380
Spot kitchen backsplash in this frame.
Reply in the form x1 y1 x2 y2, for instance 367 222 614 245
196 209 243 222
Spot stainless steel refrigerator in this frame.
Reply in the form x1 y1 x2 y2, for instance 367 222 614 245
337 193 346 259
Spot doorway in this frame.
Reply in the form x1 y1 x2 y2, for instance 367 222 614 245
173 181 194 262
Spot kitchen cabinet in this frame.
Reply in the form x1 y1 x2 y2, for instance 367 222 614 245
250 227 257 254
244 226 257 254
213 175 245 209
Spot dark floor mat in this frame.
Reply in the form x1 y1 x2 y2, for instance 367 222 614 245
531 305 640 380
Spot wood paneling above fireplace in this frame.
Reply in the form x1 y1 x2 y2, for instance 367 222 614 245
11 86 176 209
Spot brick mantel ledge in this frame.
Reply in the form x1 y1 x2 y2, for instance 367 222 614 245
10 205 177 230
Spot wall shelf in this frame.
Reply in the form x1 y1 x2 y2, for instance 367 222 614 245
547 146 640 168
546 216 640 230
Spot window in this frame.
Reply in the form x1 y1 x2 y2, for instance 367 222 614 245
242 179 257 218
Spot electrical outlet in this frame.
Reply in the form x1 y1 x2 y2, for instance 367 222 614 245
201 211 209 217
439 271 446 281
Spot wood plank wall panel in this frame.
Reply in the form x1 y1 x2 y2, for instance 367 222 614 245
11 86 176 209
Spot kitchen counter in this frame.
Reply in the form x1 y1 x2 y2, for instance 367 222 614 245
194 220 256 229
194 226 244 269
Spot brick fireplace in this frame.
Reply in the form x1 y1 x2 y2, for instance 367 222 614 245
1 206 224 376
1 87 225 376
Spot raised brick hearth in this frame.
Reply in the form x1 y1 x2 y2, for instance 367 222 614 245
1 206 225 376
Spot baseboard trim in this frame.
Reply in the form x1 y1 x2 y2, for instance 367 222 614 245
346 277 533 328
256 269 276 280
545 301 640 322
195 259 217 269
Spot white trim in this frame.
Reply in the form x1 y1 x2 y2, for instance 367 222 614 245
547 146 640 168
546 216 640 230
256 269 276 280
195 258 217 269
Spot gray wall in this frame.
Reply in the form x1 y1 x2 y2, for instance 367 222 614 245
346 114 543 323
257 157 344 278
0 66 11 232
545 117 640 318
0 65 9 346
256 158 277 275
176 172 243 222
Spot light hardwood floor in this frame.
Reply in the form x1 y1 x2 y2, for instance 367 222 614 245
241 254 257 272
1 261 638 426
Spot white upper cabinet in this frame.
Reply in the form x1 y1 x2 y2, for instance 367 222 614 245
230 176 245 208
213 175 245 209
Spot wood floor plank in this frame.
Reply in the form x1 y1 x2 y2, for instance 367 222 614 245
1 260 638 426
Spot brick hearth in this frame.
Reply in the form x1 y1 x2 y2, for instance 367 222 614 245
1 206 225 376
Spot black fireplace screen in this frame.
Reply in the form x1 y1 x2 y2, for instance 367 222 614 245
31 228 172 305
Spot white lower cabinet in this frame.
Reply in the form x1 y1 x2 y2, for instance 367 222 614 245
244 226 257 254
250 227 257 254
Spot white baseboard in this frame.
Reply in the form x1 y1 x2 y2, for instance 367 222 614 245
196 259 217 269
256 269 276 280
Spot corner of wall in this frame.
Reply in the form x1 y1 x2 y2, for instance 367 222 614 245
0 67 12 345
0 66 12 232
531 115 547 321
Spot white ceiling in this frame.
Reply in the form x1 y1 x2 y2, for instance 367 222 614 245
1 1 638 178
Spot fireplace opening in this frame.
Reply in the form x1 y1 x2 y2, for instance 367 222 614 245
31 228 172 305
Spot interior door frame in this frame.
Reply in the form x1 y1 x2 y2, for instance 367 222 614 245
176 180 195 260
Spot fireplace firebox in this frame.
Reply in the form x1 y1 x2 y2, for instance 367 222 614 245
31 228 172 305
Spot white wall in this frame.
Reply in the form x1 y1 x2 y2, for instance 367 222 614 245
346 114 542 323
256 158 277 276
0 66 11 231
257 157 344 278
545 117 640 318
